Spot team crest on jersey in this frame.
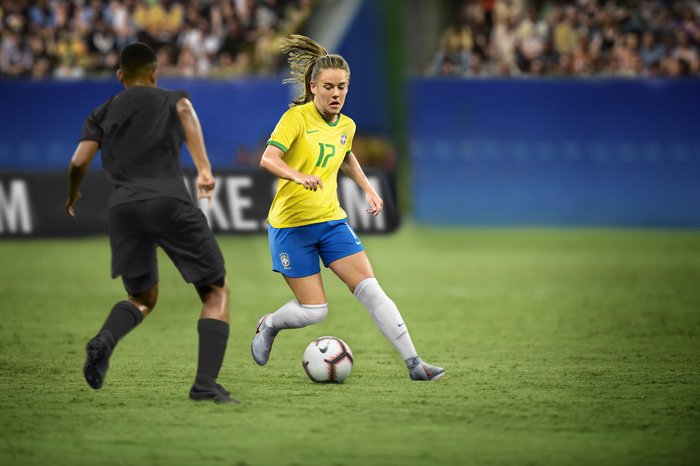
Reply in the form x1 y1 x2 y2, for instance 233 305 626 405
340 134 347 145
280 252 291 269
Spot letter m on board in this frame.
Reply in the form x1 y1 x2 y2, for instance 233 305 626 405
0 180 33 234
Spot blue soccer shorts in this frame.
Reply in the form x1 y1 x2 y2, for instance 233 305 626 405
268 218 365 278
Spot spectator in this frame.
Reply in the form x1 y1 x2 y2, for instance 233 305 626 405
27 34 50 77
552 6 579 57
88 20 118 74
613 32 643 76
672 29 700 76
1 31 33 78
639 30 665 73
28 0 57 32
428 26 472 76
490 7 519 75
219 15 247 62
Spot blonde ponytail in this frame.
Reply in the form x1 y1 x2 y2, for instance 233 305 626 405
280 34 350 106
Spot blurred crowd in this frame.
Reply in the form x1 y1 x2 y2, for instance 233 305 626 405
0 0 312 79
428 0 700 78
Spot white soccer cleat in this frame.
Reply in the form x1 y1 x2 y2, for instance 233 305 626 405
251 314 278 366
407 357 445 381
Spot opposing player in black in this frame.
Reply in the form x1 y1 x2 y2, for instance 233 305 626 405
65 43 237 403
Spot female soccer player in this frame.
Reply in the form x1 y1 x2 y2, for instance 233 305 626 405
251 35 444 381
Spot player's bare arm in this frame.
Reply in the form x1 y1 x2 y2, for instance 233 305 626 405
340 151 383 216
176 97 215 204
66 140 99 218
260 144 323 191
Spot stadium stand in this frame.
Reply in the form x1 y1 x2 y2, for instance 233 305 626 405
0 0 313 79
427 0 700 78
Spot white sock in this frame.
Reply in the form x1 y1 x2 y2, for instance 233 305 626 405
267 299 328 330
354 277 418 361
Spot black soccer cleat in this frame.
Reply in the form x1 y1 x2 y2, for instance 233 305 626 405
189 380 240 404
83 331 114 389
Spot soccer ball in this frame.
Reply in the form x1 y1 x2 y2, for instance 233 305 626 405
302 336 353 383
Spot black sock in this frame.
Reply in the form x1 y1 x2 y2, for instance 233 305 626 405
98 301 144 350
195 318 229 385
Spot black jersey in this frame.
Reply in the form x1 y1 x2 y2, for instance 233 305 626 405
80 86 193 208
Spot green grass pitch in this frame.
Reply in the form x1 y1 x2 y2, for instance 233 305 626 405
1 225 699 466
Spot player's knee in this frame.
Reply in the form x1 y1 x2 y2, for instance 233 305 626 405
353 277 380 301
123 273 159 313
199 276 229 320
196 275 226 297
130 286 158 314
300 303 328 324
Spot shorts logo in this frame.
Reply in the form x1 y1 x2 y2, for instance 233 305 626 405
340 134 347 145
280 252 291 269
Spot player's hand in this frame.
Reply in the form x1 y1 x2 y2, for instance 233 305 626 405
197 170 216 207
295 174 323 191
65 192 81 218
365 192 383 216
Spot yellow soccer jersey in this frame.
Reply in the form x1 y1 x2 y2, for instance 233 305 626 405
266 101 356 228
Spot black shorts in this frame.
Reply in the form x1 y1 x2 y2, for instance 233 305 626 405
109 197 225 294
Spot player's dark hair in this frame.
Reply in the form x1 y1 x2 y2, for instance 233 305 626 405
281 34 350 106
119 43 157 80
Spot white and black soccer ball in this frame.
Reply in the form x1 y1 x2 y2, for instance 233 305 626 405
302 336 353 383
